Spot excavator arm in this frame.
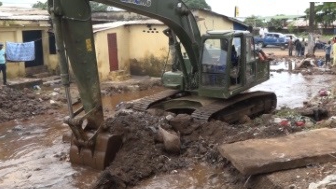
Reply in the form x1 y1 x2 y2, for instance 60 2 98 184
48 0 202 128
48 0 203 169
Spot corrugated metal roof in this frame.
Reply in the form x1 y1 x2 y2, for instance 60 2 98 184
93 19 163 33
192 9 249 28
0 6 49 21
290 19 336 27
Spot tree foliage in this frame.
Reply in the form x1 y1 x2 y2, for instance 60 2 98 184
32 1 112 11
0 2 2 6
243 15 264 27
32 1 48 10
182 0 211 10
305 2 336 28
89 2 112 12
267 17 285 30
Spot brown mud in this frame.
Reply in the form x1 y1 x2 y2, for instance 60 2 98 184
1 49 336 188
0 87 52 123
91 52 336 188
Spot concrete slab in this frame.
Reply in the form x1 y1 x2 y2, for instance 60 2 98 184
218 128 336 175
7 78 42 90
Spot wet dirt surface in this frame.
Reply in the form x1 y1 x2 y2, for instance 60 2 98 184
131 163 230 189
0 87 50 123
1 51 336 189
0 108 99 189
92 61 336 189
252 62 335 109
0 83 166 189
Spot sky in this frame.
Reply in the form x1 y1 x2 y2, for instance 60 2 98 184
1 0 333 18
205 0 311 18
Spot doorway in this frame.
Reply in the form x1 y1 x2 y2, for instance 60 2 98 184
22 30 44 68
107 33 119 71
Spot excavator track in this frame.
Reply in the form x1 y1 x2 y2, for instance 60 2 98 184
133 90 276 123
132 89 182 111
192 91 277 122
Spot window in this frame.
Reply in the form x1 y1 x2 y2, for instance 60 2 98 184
245 36 256 82
246 37 254 62
201 38 227 86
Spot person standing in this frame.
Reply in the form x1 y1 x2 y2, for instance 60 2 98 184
288 36 293 56
313 36 320 53
163 28 178 71
294 39 301 57
324 41 332 66
333 37 336 67
0 43 6 85
300 38 306 56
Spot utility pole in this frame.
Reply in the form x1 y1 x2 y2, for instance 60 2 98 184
307 2 315 57
234 6 239 18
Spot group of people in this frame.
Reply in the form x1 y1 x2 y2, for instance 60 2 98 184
288 36 306 57
288 35 336 67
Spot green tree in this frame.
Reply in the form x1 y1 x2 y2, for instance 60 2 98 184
267 18 284 31
287 22 296 33
0 2 2 6
32 1 112 11
243 15 264 27
305 2 336 28
182 0 211 10
32 1 48 10
90 2 112 12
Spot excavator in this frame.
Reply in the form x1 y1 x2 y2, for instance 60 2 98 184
48 0 277 169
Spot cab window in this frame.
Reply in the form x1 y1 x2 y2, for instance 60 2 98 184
201 38 228 87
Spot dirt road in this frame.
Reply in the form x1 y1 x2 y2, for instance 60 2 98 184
263 46 326 58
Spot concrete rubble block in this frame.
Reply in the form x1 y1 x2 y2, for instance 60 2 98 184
8 78 43 90
260 114 273 124
158 126 180 153
169 114 194 135
218 128 336 175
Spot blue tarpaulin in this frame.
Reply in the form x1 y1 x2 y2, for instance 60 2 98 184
5 41 35 62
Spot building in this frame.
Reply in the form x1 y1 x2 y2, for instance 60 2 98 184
93 19 166 81
92 9 249 81
0 7 58 78
0 7 249 81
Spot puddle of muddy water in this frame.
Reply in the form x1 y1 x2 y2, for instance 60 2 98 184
103 64 332 111
251 61 333 109
0 87 167 189
101 87 166 112
0 115 99 189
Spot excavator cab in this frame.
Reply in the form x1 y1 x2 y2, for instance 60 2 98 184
198 30 268 99
162 30 270 99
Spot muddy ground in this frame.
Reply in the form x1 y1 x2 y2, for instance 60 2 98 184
0 87 53 123
2 49 336 189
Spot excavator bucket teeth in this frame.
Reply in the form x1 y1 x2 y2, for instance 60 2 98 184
69 132 122 170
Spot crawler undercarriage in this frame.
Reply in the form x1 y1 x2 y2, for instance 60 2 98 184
133 90 277 123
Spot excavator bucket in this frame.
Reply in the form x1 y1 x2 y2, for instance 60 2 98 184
69 132 123 170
